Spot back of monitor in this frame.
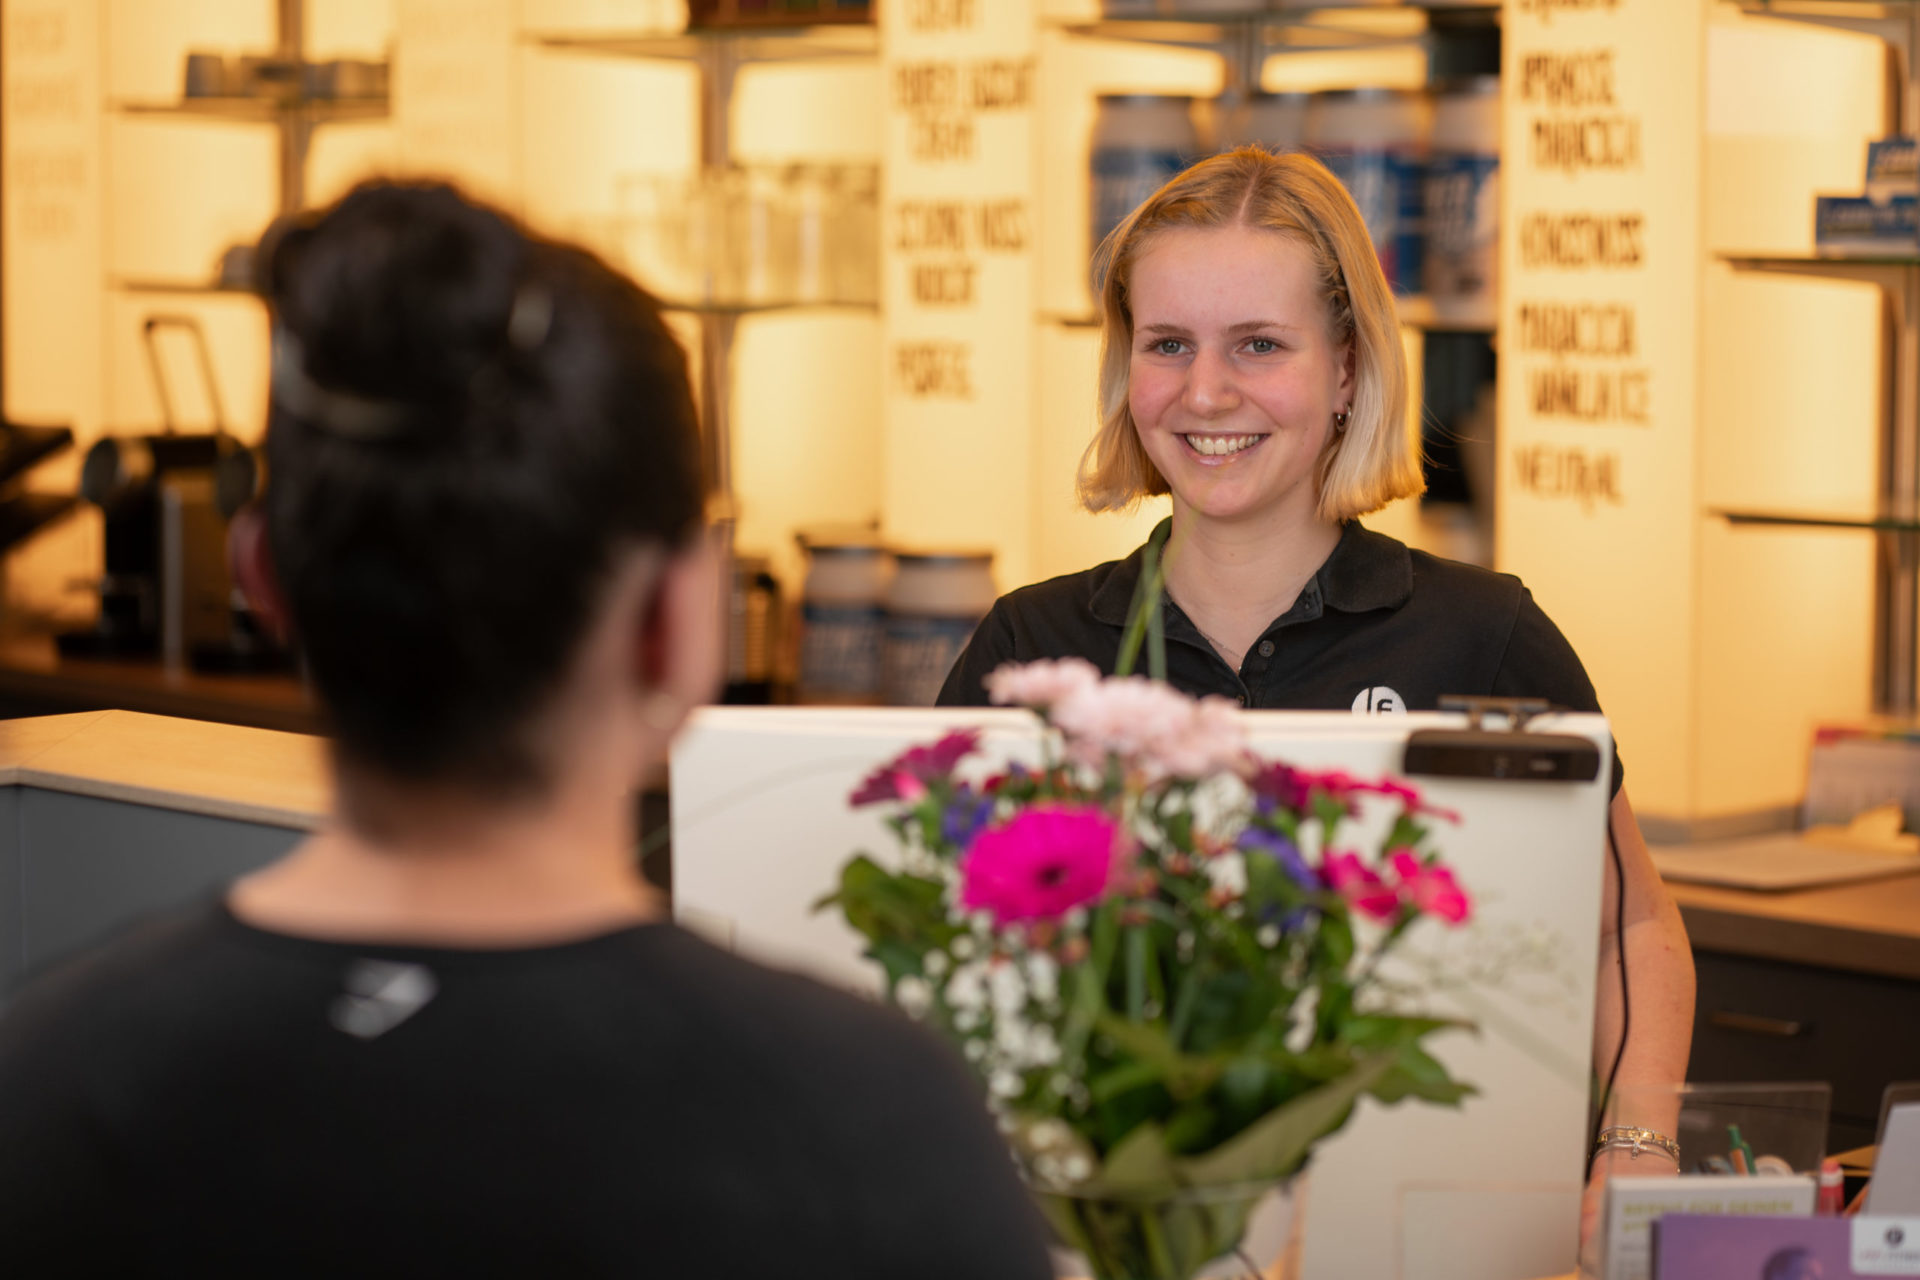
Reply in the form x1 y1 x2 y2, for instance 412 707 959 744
672 706 1612 1280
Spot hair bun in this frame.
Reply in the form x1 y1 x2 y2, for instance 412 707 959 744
261 182 529 410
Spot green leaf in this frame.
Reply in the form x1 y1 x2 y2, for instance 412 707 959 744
1092 1121 1177 1196
1093 1014 1224 1100
1367 1042 1478 1108
1173 1052 1398 1187
1339 1014 1465 1050
1162 1099 1219 1154
814 856 956 951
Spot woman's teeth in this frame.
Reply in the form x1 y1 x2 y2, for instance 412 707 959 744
1185 434 1263 457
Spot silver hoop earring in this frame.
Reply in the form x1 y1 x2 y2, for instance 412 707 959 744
1333 408 1350 432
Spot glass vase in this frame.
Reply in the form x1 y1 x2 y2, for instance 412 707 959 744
1034 1175 1306 1280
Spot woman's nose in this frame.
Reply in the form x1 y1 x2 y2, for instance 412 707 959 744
1182 347 1240 417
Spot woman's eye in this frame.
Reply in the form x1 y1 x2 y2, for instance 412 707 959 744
1246 338 1278 355
1152 338 1184 356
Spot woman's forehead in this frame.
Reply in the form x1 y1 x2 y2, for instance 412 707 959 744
1128 225 1324 325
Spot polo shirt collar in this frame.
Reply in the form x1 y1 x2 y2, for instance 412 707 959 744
1087 517 1414 627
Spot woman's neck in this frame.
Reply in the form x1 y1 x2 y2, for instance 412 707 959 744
1161 505 1344 672
229 771 662 947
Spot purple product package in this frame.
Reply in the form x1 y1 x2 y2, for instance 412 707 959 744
1655 1214 1920 1279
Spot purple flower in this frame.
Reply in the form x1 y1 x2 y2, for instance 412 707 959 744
942 785 995 848
1239 826 1315 889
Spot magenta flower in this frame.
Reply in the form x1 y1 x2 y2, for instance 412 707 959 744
959 805 1122 925
1321 851 1400 922
1389 850 1472 924
850 729 981 806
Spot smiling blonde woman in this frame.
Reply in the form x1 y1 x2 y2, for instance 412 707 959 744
939 145 1695 1261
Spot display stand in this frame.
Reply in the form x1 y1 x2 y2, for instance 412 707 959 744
109 0 392 296
532 24 879 505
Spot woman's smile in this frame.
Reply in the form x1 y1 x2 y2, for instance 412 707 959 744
1183 432 1269 459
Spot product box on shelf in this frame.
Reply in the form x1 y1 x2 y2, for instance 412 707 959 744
1867 136 1918 203
1814 194 1918 258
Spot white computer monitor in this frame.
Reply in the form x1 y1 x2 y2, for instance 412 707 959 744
672 706 1612 1280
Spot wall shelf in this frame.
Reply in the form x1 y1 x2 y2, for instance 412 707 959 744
1715 509 1920 534
531 25 876 64
116 96 389 125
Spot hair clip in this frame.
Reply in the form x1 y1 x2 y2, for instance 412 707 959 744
507 284 553 352
270 327 413 442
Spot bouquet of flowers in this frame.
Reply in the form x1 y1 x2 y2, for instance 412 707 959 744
819 658 1477 1279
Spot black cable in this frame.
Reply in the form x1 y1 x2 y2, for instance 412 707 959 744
1590 818 1630 1155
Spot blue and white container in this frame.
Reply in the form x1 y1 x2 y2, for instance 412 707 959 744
1307 88 1432 296
797 535 891 704
1090 95 1199 287
880 551 996 708
1423 77 1499 322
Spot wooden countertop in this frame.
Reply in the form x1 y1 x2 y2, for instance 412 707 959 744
1666 873 1920 984
0 633 319 734
2 704 1915 983
0 709 329 830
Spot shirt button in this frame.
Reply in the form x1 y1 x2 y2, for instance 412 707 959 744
1257 640 1275 658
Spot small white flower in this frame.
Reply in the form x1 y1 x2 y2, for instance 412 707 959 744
1028 1118 1070 1151
954 1008 981 1032
964 1038 988 1061
989 963 1026 1016
1024 1022 1061 1066
1256 924 1281 948
946 960 989 1012
989 1068 1022 1099
924 950 949 977
951 935 976 960
894 976 932 1017
1061 1153 1093 1182
1024 952 1059 1005
1203 850 1248 898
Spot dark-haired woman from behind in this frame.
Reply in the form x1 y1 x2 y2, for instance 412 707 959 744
0 180 1052 1279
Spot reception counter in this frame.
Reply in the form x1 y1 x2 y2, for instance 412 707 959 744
0 710 321 994
1 710 1916 1150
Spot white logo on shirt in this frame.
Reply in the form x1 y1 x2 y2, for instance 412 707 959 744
330 960 439 1040
1351 686 1406 715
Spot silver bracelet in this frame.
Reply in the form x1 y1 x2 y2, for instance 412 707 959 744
1594 1125 1681 1164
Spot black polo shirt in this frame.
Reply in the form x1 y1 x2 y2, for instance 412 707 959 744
938 518 1622 790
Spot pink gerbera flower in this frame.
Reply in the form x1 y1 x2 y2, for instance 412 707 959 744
959 805 1122 925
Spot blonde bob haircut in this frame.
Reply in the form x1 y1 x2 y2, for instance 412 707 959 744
1077 146 1423 522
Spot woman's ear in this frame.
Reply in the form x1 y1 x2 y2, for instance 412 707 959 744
227 505 291 641
634 530 725 721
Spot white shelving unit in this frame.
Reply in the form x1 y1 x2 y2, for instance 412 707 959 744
1721 1 1920 714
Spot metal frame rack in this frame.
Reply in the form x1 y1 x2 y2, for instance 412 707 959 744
1720 1 1920 714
